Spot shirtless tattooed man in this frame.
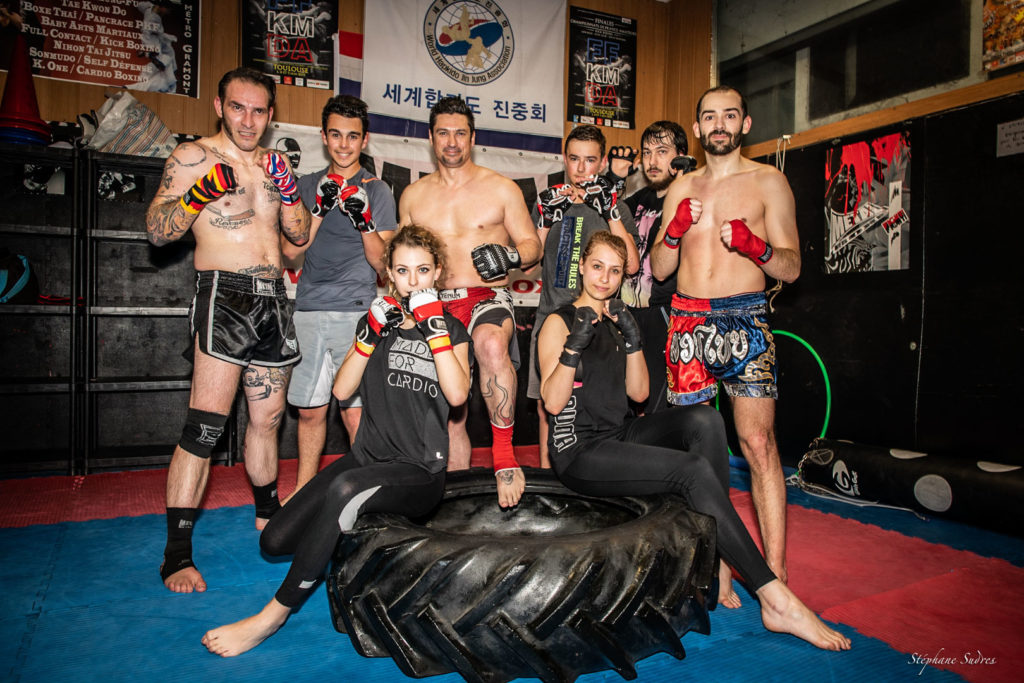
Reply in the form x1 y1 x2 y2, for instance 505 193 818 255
147 67 311 593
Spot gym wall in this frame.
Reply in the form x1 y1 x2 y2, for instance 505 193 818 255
1 0 714 155
761 91 1024 465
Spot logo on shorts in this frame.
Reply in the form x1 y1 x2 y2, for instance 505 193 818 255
423 1 514 85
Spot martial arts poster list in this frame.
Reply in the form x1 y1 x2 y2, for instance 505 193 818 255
566 6 636 129
242 0 336 90
5 0 199 97
982 0 1024 72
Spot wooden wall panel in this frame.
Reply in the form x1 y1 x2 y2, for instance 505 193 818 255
1 0 712 144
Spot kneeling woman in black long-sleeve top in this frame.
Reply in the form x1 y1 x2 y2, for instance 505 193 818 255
536 231 849 651
203 225 472 657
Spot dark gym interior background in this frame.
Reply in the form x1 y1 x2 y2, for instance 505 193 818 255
1 0 1022 475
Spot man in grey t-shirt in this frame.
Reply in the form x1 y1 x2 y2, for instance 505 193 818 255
282 95 396 495
528 125 640 467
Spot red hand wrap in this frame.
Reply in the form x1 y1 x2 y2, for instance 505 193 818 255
728 219 773 264
663 199 694 249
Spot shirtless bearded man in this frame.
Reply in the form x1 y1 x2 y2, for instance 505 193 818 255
398 97 541 508
651 86 800 585
147 67 311 593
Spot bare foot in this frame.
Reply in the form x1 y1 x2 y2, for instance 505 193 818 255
202 599 291 657
496 468 526 508
757 580 851 651
163 565 207 593
718 561 741 609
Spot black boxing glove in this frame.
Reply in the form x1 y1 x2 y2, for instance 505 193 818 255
607 299 642 354
560 305 599 367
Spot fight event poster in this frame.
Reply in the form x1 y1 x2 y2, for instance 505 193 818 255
823 131 911 274
567 6 636 129
242 0 336 89
982 0 1024 72
2 0 199 97
362 0 566 152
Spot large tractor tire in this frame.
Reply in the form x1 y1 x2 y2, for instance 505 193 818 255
327 467 717 683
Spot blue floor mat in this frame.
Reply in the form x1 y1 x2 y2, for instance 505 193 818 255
0 488 989 683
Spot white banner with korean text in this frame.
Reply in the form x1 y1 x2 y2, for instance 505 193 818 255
362 0 566 153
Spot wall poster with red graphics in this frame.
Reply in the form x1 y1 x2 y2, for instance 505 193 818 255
823 130 911 274
242 0 336 89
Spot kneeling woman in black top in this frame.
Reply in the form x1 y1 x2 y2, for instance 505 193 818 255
537 231 850 651
203 225 472 656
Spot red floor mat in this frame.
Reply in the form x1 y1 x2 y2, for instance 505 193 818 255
0 446 541 528
729 490 1024 682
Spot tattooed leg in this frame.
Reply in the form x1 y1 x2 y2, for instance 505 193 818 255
243 365 290 529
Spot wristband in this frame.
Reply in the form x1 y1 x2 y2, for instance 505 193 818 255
426 334 453 355
729 219 774 265
559 350 581 368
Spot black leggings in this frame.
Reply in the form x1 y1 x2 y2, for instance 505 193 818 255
554 405 776 591
260 455 446 608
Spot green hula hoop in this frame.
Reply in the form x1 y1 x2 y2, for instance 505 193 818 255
713 329 831 439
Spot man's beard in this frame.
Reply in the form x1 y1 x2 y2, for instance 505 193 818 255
646 171 674 192
700 129 744 156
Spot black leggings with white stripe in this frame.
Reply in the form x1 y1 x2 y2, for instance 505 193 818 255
553 405 777 591
260 455 445 608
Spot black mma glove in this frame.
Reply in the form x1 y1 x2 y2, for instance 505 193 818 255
671 155 697 174
561 305 599 367
607 299 642 354
472 243 521 281
579 175 620 223
606 146 638 197
536 184 572 229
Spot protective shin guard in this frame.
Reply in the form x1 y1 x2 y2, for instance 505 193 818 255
161 507 198 581
491 422 519 472
252 481 281 520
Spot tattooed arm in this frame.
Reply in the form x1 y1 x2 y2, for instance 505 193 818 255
146 142 219 247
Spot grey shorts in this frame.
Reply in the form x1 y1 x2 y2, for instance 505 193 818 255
286 310 362 408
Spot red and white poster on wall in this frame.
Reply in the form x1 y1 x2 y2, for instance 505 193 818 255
1 0 200 97
824 130 912 275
